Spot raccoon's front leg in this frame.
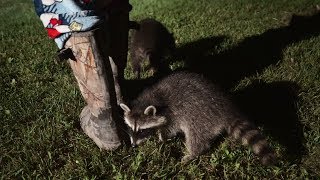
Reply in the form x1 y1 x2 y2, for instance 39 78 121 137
181 131 210 163
131 55 141 79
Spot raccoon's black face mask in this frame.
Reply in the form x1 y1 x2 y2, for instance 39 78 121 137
128 127 156 147
120 103 167 147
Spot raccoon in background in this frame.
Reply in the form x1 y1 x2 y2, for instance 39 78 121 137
130 18 176 78
120 72 276 165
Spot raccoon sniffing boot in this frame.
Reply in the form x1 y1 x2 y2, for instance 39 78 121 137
120 72 276 165
130 18 176 78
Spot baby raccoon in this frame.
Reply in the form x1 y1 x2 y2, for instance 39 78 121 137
120 72 276 165
130 18 176 78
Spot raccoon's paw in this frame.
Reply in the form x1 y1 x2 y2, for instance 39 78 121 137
261 153 277 166
181 155 194 164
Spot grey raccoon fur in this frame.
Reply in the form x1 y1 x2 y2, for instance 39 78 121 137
120 72 276 165
130 18 176 78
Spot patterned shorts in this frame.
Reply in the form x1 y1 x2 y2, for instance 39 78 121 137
34 0 101 49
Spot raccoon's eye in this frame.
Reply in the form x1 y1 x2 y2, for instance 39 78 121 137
125 125 134 134
136 129 144 135
136 128 156 137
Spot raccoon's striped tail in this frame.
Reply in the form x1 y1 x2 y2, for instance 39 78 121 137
227 119 276 165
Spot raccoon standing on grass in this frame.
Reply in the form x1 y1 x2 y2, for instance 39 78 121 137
120 72 276 165
130 18 176 78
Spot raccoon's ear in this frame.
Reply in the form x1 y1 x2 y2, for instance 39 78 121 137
120 103 131 113
144 105 156 116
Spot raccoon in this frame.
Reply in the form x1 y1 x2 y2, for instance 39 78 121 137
130 18 176 78
120 72 276 165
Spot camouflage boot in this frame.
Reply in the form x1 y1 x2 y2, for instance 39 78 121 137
65 25 121 150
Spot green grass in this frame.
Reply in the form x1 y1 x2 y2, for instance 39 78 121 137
1 0 320 179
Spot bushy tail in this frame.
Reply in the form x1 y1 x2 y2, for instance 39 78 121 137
227 119 276 165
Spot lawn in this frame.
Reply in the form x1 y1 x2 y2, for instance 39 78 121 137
1 0 320 179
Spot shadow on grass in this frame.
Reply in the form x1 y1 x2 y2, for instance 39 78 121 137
122 73 167 101
234 80 305 163
177 12 320 89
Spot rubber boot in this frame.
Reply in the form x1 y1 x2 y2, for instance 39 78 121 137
65 25 121 150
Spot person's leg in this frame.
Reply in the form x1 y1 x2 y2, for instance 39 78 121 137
65 26 121 150
33 0 132 150
95 0 134 141
98 0 131 104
